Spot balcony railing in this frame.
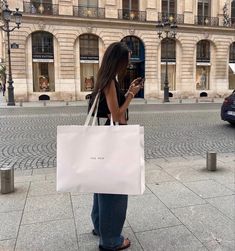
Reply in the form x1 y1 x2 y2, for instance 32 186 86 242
224 17 235 28
118 9 146 22
73 6 105 18
23 1 59 15
195 16 219 26
158 12 184 24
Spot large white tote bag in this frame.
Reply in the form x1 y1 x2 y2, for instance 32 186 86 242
57 93 145 195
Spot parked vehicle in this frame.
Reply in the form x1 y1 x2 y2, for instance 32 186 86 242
221 90 235 125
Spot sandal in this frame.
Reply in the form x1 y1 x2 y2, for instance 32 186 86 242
99 238 131 251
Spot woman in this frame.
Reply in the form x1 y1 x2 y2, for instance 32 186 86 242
90 42 142 251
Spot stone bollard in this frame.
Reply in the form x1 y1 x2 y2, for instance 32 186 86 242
206 152 217 171
1 167 14 194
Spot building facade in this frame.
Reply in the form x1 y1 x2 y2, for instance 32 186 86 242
1 0 235 101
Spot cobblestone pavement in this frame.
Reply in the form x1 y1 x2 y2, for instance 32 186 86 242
0 104 234 169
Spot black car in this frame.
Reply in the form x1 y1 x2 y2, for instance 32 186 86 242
221 90 235 125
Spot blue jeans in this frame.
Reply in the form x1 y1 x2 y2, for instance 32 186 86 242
91 193 128 249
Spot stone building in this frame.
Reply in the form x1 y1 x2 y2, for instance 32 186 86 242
1 0 235 102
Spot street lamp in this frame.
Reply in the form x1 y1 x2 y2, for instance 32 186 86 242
156 17 177 102
0 4 22 106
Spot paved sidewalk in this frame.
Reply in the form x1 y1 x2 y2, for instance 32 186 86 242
0 92 225 108
0 154 234 251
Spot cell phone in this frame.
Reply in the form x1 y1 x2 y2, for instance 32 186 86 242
135 78 144 86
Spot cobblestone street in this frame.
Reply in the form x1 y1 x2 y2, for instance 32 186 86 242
0 103 234 169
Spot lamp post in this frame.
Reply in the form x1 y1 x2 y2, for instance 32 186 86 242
156 17 177 102
0 4 22 106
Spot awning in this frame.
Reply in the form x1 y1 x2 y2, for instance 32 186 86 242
229 63 235 74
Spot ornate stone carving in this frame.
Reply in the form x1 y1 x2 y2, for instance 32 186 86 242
38 21 45 30
129 28 135 35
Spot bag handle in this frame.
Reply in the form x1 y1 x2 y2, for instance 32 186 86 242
85 92 100 126
85 91 116 126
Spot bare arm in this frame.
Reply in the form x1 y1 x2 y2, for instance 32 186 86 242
104 79 141 122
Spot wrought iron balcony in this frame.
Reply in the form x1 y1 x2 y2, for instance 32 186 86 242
73 6 105 18
158 12 184 24
23 1 59 15
195 16 219 26
118 9 146 22
224 18 235 28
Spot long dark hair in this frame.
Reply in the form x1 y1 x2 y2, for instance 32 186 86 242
94 42 129 93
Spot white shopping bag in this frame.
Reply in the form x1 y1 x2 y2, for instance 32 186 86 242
57 93 145 195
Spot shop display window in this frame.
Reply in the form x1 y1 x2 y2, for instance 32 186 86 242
161 64 176 90
196 66 210 90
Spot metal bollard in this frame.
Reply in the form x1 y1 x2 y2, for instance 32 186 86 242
206 152 217 171
1 167 14 194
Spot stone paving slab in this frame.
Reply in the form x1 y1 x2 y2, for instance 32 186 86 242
0 156 234 250
0 239 16 251
15 219 78 251
172 204 234 244
136 225 207 251
148 181 206 209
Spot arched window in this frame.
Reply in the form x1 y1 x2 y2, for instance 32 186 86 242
161 38 176 91
79 34 99 91
196 40 210 90
32 31 54 92
121 36 145 98
197 40 210 62
229 42 235 89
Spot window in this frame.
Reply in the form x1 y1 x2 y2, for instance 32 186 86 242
78 0 98 7
30 0 53 15
198 0 210 17
161 38 176 62
32 32 55 92
196 40 210 90
197 40 210 62
123 0 139 10
162 0 176 15
229 42 235 89
231 0 235 25
161 38 176 90
79 34 99 91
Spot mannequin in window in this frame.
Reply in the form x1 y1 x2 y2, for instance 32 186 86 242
200 67 207 90
39 76 50 92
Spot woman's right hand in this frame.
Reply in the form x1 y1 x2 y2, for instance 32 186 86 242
128 78 142 97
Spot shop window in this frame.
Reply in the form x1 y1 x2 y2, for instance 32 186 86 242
80 34 99 92
229 42 235 90
161 38 176 90
161 64 176 91
32 31 55 92
196 66 210 90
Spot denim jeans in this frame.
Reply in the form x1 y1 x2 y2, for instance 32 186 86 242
91 193 128 249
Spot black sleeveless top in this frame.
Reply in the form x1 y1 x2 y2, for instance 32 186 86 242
98 79 126 117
